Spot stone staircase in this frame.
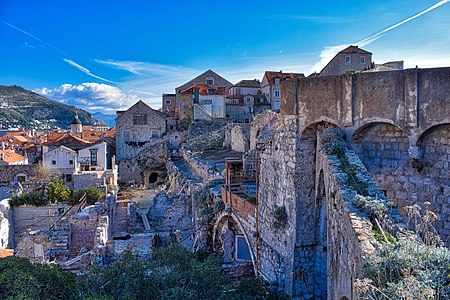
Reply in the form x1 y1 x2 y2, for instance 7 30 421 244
112 193 129 236
50 219 71 261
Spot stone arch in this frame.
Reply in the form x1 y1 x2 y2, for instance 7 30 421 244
351 122 409 173
14 171 29 184
212 212 256 273
300 120 339 141
148 172 159 184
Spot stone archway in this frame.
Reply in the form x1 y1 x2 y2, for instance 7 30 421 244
148 172 159 184
212 212 256 280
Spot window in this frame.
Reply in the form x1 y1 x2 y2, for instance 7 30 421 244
169 125 174 131
274 90 280 98
90 150 98 166
206 77 214 85
360 56 365 64
69 159 73 165
274 77 281 84
151 130 160 138
272 102 280 110
235 236 251 261
235 88 241 95
231 99 239 104
345 56 351 64
52 160 56 165
65 174 72 182
245 97 251 103
164 99 172 105
133 114 147 125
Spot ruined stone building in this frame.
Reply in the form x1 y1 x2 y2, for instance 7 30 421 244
116 100 166 186
203 66 450 299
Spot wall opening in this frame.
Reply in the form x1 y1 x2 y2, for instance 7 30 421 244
314 170 328 299
148 172 159 184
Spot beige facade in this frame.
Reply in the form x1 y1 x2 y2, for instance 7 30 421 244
320 45 372 76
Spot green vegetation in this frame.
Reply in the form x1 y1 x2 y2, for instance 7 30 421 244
46 180 70 204
0 256 79 300
194 188 224 225
71 187 105 205
272 205 288 230
9 192 47 207
0 244 287 300
246 196 256 204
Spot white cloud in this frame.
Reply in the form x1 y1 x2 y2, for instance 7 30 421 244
63 59 119 84
35 83 144 114
311 0 450 73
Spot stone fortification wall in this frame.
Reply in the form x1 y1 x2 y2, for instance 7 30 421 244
186 120 227 152
280 67 450 245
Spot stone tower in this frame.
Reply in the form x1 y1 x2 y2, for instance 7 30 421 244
70 113 82 134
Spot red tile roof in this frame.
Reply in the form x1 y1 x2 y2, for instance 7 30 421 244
180 84 217 95
0 149 26 164
263 71 305 85
0 248 14 258
340 45 372 55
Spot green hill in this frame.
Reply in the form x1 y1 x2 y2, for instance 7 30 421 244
0 85 97 130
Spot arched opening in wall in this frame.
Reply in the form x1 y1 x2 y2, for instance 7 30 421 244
352 122 409 210
352 122 409 173
148 172 159 184
213 214 255 281
300 121 338 141
417 123 450 246
314 170 328 299
417 123 450 178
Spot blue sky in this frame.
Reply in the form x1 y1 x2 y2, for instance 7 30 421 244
1 0 449 113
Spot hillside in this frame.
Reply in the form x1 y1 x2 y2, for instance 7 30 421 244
0 85 97 130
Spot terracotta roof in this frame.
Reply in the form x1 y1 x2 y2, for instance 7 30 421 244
12 135 28 143
0 149 26 164
0 248 14 258
82 131 101 142
233 79 261 88
82 126 93 131
176 69 233 91
263 71 305 85
339 45 372 55
43 133 91 150
180 84 217 95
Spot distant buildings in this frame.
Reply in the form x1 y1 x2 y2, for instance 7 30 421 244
261 71 304 110
319 45 403 76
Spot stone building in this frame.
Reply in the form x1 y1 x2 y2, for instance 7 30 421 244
174 70 233 127
261 71 304 110
320 45 372 76
116 100 167 186
161 93 177 131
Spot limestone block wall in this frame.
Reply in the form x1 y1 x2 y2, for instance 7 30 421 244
230 124 250 153
352 123 450 245
257 115 298 293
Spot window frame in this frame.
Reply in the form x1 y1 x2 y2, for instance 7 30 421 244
345 56 351 64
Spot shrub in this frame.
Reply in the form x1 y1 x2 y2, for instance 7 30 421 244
46 180 70 204
0 256 78 300
272 205 288 230
71 187 105 205
9 192 47 207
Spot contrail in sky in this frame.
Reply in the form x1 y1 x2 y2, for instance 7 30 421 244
0 20 71 57
312 0 450 72
1 20 119 84
63 59 120 84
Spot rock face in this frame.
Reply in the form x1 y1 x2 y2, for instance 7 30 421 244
0 85 96 129
186 120 227 152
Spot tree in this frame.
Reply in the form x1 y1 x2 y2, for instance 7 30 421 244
0 256 78 300
72 187 105 205
46 180 70 204
31 163 62 182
